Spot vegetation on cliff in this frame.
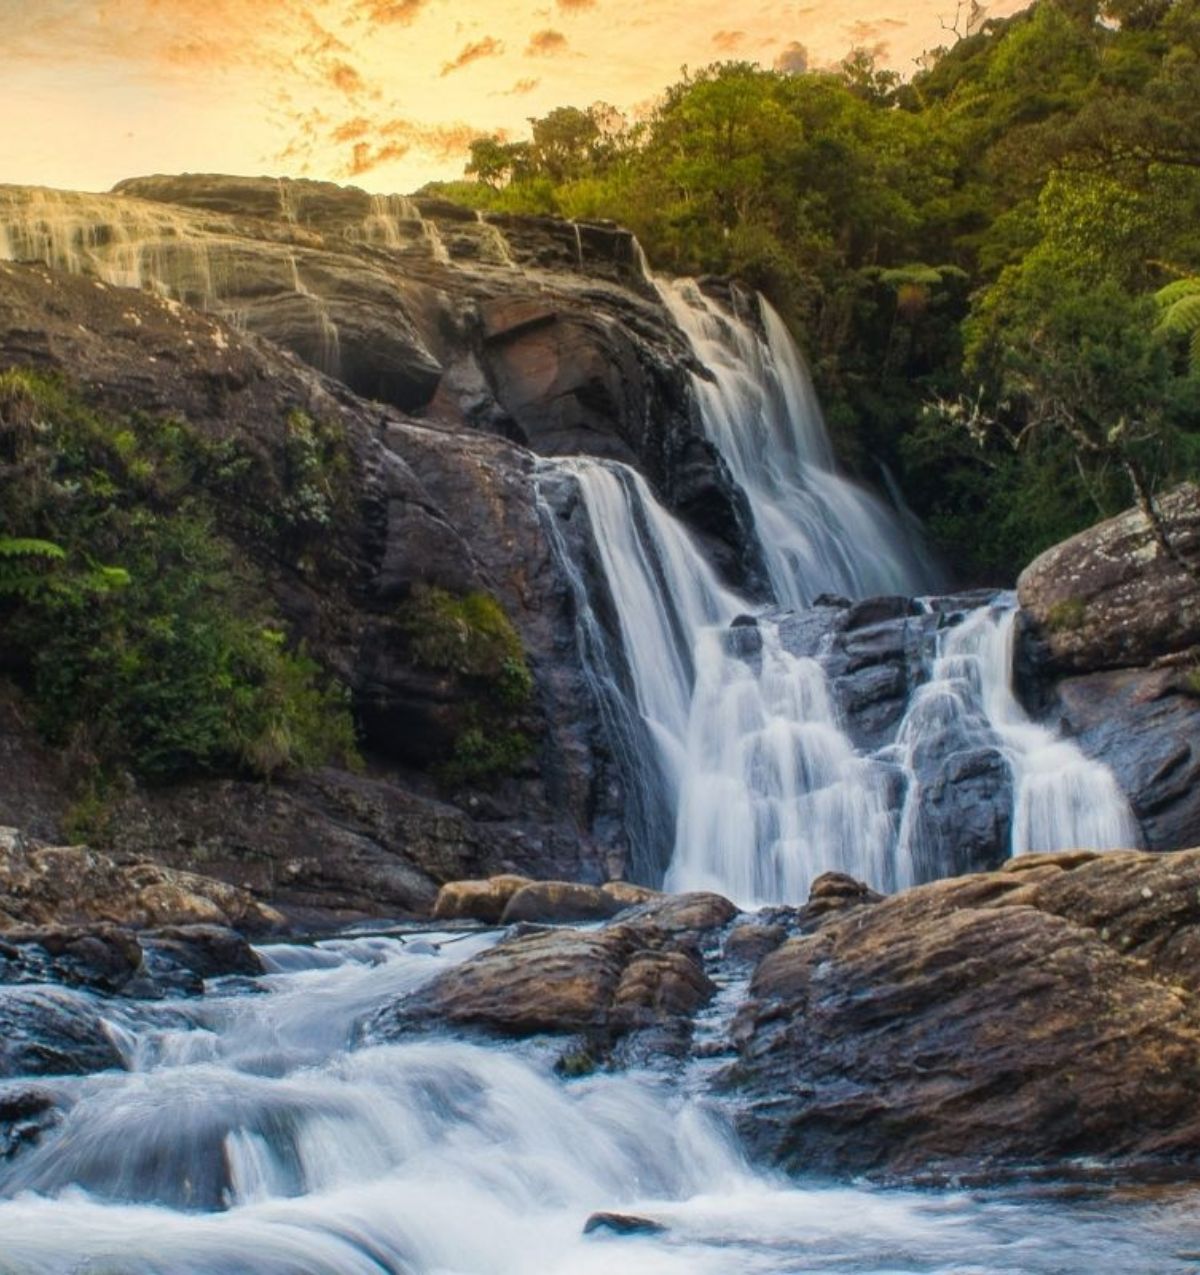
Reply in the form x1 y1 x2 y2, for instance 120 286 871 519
430 0 1200 579
0 367 359 791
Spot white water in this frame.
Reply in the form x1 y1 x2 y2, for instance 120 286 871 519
655 279 939 608
0 932 1193 1274
543 279 1138 903
903 600 1141 857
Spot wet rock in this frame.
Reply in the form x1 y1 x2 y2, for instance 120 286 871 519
1017 481 1200 676
729 848 1200 1180
137 925 265 996
0 987 126 1078
500 882 626 925
623 892 739 935
432 875 533 924
0 925 144 995
583 1212 668 1236
723 922 788 964
0 1086 58 1160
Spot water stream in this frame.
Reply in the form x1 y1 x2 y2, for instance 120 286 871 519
2 933 1196 1274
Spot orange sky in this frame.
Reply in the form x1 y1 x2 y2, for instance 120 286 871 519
1 0 1026 194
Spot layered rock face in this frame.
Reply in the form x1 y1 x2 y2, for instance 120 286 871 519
729 849 1200 1179
1018 484 1200 851
0 259 611 915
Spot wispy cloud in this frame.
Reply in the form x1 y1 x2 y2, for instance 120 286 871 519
440 36 504 76
526 29 568 56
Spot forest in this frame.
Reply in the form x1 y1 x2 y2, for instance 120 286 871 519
425 0 1200 580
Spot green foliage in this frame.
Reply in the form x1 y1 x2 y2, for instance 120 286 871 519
400 584 534 785
433 1 1200 578
1155 277 1200 368
0 368 359 785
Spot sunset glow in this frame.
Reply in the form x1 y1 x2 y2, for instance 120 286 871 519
2 0 1024 194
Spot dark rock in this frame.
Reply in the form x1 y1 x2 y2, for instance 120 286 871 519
0 925 144 995
0 987 126 1078
140 925 265 985
583 1212 668 1236
1046 669 1200 854
729 849 1200 1180
730 614 759 628
845 595 923 630
0 1086 58 1161
1017 482 1200 676
907 747 1014 879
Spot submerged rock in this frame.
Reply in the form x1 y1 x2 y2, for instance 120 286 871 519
729 849 1200 1180
583 1211 668 1236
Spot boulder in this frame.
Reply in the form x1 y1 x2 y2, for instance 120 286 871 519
723 922 788 964
0 987 127 1078
1017 482 1200 676
500 881 626 925
729 849 1200 1180
432 875 533 924
583 1212 667 1237
368 891 733 1059
0 925 144 994
0 1086 57 1161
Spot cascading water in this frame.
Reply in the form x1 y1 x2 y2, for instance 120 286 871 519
1 931 1191 1273
892 597 1140 861
542 273 1138 903
654 279 939 607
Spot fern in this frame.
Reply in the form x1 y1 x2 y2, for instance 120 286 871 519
0 538 66 600
1154 277 1200 369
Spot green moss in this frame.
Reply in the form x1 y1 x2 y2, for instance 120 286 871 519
1185 666 1200 697
400 584 535 787
1046 598 1088 633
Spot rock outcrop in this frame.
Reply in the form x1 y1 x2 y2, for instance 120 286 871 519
730 849 1200 1180
367 891 735 1065
1017 484 1200 851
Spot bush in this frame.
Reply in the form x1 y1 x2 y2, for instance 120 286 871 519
0 367 359 784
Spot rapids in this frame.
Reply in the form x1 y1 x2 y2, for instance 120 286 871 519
2 931 1197 1274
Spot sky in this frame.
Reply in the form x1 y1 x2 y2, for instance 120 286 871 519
0 0 1024 195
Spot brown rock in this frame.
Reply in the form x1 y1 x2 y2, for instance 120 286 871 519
500 881 625 925
627 891 739 934
0 834 283 934
601 881 663 907
724 922 787 964
432 875 533 924
730 849 1200 1180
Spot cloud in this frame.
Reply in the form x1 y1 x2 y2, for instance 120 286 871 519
556 0 596 9
327 60 366 94
348 139 412 175
526 29 568 56
440 36 504 75
497 77 542 95
774 41 809 73
711 29 745 52
352 0 428 24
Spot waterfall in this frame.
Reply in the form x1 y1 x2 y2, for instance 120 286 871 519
654 278 939 608
543 280 1138 902
907 600 1140 857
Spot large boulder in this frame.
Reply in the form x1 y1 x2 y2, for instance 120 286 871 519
0 987 126 1078
1017 482 1200 676
1016 484 1200 852
729 849 1200 1180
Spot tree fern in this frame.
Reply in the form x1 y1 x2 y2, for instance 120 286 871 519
1154 277 1200 369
